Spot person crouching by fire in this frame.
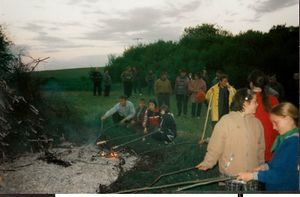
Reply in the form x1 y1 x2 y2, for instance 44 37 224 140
101 95 135 124
196 88 265 191
143 99 160 134
129 98 147 132
152 105 177 144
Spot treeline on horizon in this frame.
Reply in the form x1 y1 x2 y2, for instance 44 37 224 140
106 23 298 95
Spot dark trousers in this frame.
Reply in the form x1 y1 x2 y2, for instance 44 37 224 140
104 85 111 97
152 131 175 142
157 94 170 108
191 102 202 117
112 113 125 123
112 113 131 124
176 94 188 115
93 83 102 96
147 82 154 95
133 81 142 94
123 81 133 98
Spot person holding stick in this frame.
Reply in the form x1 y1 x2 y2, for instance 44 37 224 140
143 99 160 134
196 88 265 191
101 95 135 124
238 102 299 191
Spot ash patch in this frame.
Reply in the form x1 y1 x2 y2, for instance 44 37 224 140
0 144 138 193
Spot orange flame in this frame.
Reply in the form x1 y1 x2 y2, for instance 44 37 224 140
110 151 118 158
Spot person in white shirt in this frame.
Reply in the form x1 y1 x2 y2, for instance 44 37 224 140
101 95 135 124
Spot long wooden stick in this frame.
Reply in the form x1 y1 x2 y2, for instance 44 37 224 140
150 166 196 186
112 130 160 150
199 94 213 143
139 142 198 155
177 176 232 191
97 133 138 145
117 176 231 193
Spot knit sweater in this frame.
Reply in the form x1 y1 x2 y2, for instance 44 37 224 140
256 132 299 191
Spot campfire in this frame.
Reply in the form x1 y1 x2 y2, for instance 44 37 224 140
98 149 119 159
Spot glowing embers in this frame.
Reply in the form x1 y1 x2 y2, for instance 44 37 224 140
98 149 118 159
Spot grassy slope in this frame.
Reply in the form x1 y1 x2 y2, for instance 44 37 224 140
38 68 220 193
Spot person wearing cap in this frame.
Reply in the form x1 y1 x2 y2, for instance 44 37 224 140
101 95 135 124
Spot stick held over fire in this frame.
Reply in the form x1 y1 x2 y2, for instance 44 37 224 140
112 129 160 150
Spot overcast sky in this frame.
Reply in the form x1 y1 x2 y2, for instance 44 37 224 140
0 0 298 70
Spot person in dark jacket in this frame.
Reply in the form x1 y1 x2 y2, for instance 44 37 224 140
89 67 103 96
145 70 156 96
238 102 299 191
152 105 177 144
121 66 133 98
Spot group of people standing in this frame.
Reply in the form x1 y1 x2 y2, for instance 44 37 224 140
120 66 156 98
89 67 112 97
99 65 298 192
196 70 298 191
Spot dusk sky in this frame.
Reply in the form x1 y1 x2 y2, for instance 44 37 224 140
0 0 298 70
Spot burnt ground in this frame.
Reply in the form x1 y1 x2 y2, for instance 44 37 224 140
0 144 138 193
96 140 221 194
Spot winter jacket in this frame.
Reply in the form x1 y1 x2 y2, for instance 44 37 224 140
200 111 265 176
205 83 236 122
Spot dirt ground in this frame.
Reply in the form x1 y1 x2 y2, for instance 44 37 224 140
0 144 138 193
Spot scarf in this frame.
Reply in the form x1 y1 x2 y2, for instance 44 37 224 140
271 127 299 152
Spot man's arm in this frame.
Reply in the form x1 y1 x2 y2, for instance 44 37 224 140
102 104 119 119
124 102 136 120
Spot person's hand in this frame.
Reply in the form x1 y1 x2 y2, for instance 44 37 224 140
253 165 266 172
144 128 148 134
120 118 127 124
237 172 254 182
195 163 209 171
101 116 106 121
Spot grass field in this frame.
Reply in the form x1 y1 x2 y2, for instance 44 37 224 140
37 68 221 193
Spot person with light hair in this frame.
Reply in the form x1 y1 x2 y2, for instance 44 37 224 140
238 102 299 191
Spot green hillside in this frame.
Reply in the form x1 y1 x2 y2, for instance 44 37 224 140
33 67 106 91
